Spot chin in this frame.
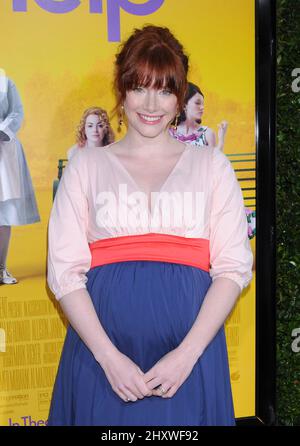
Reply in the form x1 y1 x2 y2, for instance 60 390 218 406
133 122 168 138
138 129 163 139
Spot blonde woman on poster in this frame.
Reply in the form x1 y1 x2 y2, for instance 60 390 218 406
170 82 228 150
0 70 40 285
47 26 252 426
67 106 115 161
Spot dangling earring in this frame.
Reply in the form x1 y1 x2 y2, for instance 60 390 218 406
118 105 124 132
172 113 180 131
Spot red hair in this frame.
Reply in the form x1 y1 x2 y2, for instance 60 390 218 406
114 25 189 115
76 106 115 148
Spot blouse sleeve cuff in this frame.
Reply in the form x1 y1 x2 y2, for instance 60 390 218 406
211 271 252 292
54 283 87 301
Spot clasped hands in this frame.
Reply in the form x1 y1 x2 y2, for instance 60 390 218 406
99 346 200 403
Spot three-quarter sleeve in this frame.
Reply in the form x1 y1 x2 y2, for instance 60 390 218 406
47 153 92 301
0 79 24 141
209 148 253 291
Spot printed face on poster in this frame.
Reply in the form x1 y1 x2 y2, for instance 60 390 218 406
0 0 256 424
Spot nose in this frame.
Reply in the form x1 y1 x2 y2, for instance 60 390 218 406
144 90 159 112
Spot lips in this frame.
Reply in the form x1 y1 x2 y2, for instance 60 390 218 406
138 113 163 125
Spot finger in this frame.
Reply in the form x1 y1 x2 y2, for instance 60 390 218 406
124 392 138 402
152 383 171 397
143 377 162 390
118 390 135 402
128 385 144 399
137 382 153 397
138 376 154 395
152 389 170 398
118 386 138 402
143 369 156 382
134 369 153 396
161 386 176 399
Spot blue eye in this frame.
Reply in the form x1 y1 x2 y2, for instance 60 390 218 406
134 87 144 92
160 89 172 95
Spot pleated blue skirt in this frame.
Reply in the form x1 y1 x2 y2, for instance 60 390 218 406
47 261 235 426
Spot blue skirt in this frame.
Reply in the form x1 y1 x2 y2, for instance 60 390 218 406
47 261 235 426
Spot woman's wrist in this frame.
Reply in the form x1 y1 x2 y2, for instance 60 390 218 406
94 343 120 366
176 340 203 364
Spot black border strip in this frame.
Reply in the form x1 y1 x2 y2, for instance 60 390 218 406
254 0 277 425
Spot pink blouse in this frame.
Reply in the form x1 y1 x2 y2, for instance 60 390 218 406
47 144 253 300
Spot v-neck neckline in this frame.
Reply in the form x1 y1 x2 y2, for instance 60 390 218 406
103 143 189 195
103 143 189 217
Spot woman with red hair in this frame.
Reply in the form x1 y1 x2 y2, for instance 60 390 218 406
47 25 252 426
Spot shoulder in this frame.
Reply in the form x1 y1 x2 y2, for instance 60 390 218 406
211 148 237 190
184 143 213 169
6 78 15 88
185 143 212 159
198 126 214 136
67 144 108 171
212 147 231 164
62 148 91 196
67 144 79 160
186 145 230 170
65 145 89 175
6 78 19 95
197 126 208 132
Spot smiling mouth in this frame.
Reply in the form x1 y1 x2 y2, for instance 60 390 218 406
138 113 163 124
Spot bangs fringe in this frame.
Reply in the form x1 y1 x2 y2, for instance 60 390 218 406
122 47 185 95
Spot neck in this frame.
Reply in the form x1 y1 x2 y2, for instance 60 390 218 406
86 141 103 149
177 119 199 135
120 127 176 157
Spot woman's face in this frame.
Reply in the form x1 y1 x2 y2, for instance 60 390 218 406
124 86 178 139
185 93 204 123
84 114 106 146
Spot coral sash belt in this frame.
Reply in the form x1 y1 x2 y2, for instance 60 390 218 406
89 233 210 272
